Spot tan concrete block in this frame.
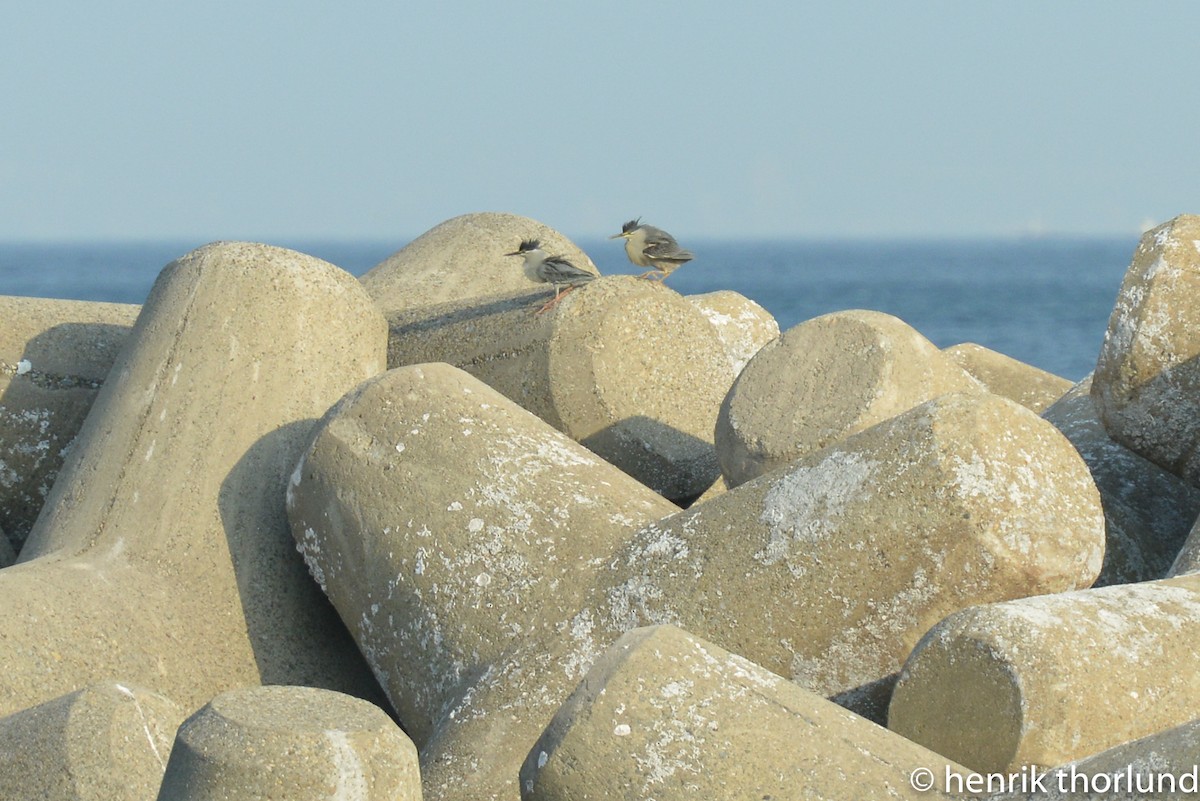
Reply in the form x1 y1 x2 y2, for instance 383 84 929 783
715 309 979 487
287 362 677 799
522 624 969 801
0 296 138 554
386 276 732 500
360 211 598 313
289 377 1102 799
0 682 183 801
1042 376 1200 585
1093 215 1200 484
889 574 1200 774
602 390 1104 723
944 342 1072 413
990 717 1200 799
156 686 418 801
685 289 779 376
0 242 388 717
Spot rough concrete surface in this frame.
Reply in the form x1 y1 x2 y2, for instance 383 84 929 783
0 242 389 718
0 681 183 801
1042 376 1200 585
1092 215 1200 485
889 573 1200 774
156 686 418 801
287 362 677 800
0 295 138 554
944 341 1072 413
522 625 970 801
715 309 979 487
386 276 732 500
684 289 779 376
596 390 1104 723
360 211 598 313
991 717 1200 800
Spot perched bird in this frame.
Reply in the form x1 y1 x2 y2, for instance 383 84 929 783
609 218 694 281
504 238 597 312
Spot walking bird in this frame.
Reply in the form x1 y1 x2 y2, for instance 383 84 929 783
504 238 597 312
609 218 693 281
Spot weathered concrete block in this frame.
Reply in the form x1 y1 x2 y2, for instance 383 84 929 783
888 573 1200 774
600 390 1104 723
0 296 138 554
0 682 183 801
156 686 418 801
715 310 979 487
944 342 1071 413
360 211 598 313
289 374 1102 799
685 289 779 376
1092 215 1200 485
386 276 732 500
1015 717 1200 800
287 362 677 799
990 717 1200 800
1042 376 1200 585
0 242 388 717
522 624 969 801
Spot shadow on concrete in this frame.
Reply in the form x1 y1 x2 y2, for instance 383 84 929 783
219 419 395 719
582 415 720 505
0 321 131 558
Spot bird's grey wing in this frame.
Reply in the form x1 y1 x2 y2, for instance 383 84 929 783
641 227 693 262
539 256 597 284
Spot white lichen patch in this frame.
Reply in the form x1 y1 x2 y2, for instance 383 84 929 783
294 526 329 591
324 729 369 800
604 575 680 633
285 454 306 508
756 451 880 568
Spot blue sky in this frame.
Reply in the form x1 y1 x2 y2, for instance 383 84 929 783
3 1 1197 241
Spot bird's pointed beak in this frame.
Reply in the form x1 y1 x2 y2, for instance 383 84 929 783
504 250 521 257
608 232 627 240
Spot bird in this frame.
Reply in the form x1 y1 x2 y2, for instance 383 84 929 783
609 218 694 281
504 238 598 312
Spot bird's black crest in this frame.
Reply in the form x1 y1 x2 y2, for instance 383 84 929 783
621 218 642 234
517 238 541 252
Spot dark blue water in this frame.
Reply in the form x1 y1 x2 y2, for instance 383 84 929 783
0 237 1136 382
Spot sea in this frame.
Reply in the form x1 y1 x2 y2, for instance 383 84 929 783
0 236 1140 383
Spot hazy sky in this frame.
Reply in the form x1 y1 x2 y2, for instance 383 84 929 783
4 2 1198 242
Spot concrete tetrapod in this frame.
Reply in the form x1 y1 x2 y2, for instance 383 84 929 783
360 211 598 312
0 295 138 553
888 573 1200 774
1092 215 1200 484
715 309 979 487
287 362 678 800
0 242 389 717
522 625 970 801
289 379 1104 801
991 717 1200 800
684 289 779 376
385 276 732 501
155 686 418 801
592 390 1105 723
0 681 184 801
943 342 1072 413
1042 377 1200 585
